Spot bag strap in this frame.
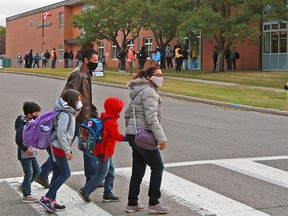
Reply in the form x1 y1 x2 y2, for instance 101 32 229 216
50 111 71 162
132 102 137 132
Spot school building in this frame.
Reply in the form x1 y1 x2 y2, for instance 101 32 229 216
5 0 288 71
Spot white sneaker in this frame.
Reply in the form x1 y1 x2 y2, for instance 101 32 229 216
23 195 38 203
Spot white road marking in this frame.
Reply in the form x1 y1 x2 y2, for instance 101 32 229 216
117 168 269 216
8 177 112 216
215 160 288 189
2 155 288 215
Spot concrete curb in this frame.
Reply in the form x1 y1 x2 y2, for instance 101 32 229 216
2 70 288 117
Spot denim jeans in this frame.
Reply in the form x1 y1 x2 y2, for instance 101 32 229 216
20 158 40 197
190 59 196 71
75 122 98 183
83 155 115 196
38 155 53 179
126 135 164 206
45 155 71 201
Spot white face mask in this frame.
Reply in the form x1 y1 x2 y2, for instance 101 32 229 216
150 76 163 87
75 101 83 110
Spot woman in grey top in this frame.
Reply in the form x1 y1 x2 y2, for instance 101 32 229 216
125 66 171 214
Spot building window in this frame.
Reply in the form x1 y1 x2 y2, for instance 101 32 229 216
29 21 33 28
127 40 134 49
59 12 64 29
263 22 287 54
59 45 64 61
112 43 117 59
280 31 287 53
144 38 152 58
271 32 279 53
263 32 271 53
98 42 104 60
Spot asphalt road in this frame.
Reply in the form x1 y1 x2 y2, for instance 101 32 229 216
1 72 288 216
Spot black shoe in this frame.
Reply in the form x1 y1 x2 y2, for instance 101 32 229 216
78 188 91 203
39 197 55 213
52 201 66 211
35 176 50 188
103 194 119 202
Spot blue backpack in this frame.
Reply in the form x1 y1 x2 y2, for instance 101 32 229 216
78 117 112 157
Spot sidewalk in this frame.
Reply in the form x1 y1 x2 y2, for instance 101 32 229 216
165 76 286 93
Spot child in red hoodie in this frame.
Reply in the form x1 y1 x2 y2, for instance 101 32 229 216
78 97 127 202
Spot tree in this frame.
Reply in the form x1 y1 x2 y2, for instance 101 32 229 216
0 26 6 55
144 0 180 68
178 0 288 72
73 0 148 69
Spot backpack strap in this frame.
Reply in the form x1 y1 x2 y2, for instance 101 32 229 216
50 111 72 162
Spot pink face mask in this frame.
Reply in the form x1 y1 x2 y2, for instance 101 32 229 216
150 76 163 87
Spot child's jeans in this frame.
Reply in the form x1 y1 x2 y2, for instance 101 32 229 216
83 155 115 196
20 158 40 197
45 155 71 201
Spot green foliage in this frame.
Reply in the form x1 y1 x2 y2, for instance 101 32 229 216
73 0 148 51
178 0 288 71
0 26 6 37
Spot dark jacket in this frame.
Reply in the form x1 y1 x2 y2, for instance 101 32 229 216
64 51 70 59
62 64 98 123
15 115 36 160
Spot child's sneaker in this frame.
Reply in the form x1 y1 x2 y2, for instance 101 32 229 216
22 195 38 203
78 188 91 203
35 176 50 188
52 201 66 211
39 196 56 213
148 203 171 214
103 194 119 202
17 185 23 193
126 204 147 213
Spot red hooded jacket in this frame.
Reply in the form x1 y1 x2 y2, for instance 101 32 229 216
100 97 125 158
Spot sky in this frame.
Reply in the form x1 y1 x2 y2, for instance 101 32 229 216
0 0 61 27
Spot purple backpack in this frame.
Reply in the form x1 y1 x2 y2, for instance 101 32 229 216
22 110 60 149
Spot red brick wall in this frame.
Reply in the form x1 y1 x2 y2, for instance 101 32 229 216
201 40 260 71
6 3 260 71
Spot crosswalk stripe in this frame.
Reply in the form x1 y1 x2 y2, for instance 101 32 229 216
8 177 112 216
215 160 288 189
116 168 269 216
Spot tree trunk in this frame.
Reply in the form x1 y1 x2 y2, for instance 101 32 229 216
216 50 225 72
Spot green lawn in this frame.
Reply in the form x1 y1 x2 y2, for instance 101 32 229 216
2 67 288 111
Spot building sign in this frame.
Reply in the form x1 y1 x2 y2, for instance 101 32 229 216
92 61 104 77
37 22 52 28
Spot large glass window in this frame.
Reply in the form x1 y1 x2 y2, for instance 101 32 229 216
271 32 279 53
144 38 152 58
280 31 287 53
59 45 64 61
59 12 64 29
263 32 271 53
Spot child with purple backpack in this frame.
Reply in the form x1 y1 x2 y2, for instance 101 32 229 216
15 101 41 202
39 89 82 213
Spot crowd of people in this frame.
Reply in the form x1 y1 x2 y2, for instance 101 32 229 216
116 44 200 74
15 49 171 214
15 45 239 73
15 48 84 69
